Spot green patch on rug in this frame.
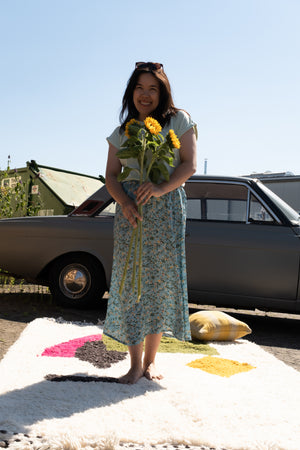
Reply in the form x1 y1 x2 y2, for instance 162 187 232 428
102 334 218 355
158 336 218 355
102 334 128 352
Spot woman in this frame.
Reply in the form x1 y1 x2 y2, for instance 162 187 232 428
104 62 197 384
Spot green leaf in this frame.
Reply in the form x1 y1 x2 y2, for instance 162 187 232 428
157 162 170 181
149 167 160 184
162 156 175 166
117 167 133 181
128 124 142 137
157 133 164 143
123 136 141 146
147 142 158 154
116 148 141 159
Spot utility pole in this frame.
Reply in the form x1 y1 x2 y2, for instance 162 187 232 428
204 158 208 174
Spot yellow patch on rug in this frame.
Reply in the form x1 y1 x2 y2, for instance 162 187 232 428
187 356 255 377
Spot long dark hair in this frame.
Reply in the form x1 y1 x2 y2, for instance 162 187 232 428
120 64 179 131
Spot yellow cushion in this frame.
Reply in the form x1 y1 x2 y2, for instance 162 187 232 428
189 310 252 341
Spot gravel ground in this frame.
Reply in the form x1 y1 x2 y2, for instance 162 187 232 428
0 286 299 449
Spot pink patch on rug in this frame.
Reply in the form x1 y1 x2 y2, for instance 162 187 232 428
41 334 102 358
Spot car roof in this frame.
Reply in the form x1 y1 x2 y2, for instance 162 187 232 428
189 174 255 183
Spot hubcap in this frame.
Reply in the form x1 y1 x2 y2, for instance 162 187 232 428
59 264 91 299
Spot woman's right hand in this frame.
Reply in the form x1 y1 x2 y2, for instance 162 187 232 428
120 199 142 228
105 143 142 228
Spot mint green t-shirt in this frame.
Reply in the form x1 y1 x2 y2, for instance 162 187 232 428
107 110 197 182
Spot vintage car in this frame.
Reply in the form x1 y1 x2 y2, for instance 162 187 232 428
0 175 300 313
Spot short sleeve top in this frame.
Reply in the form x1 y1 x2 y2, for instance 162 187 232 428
107 110 197 182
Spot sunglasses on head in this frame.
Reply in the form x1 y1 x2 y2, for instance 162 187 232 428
135 62 163 71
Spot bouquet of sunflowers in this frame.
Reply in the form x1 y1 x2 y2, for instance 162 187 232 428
116 117 181 301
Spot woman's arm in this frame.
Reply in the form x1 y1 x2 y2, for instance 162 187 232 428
135 127 197 205
105 143 142 228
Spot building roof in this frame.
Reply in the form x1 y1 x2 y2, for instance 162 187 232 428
244 171 300 181
29 161 104 206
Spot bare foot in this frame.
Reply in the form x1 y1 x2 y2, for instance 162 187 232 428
143 362 163 381
118 366 144 384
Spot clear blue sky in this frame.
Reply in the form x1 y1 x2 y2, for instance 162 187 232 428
1 0 299 178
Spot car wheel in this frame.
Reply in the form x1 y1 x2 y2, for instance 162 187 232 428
49 253 106 308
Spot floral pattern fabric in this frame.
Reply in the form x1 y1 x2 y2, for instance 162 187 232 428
104 181 191 346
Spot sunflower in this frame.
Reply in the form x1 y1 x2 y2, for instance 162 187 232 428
168 129 181 149
144 117 162 135
125 118 139 138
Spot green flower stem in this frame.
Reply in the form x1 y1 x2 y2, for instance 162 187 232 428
139 134 146 184
119 134 147 301
119 227 137 296
137 204 143 302
131 223 139 289
136 136 146 301
146 156 156 180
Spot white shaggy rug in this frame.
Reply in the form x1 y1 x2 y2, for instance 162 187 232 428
0 318 299 450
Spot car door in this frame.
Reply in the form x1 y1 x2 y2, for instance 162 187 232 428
185 180 300 302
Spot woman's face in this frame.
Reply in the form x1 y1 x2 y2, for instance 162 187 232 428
133 72 160 121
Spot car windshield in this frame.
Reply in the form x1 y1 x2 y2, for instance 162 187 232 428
97 202 116 216
258 181 300 225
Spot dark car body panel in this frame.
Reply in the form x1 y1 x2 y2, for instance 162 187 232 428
0 216 114 287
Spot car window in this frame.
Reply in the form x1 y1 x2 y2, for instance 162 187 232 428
186 182 248 222
97 202 116 216
249 193 274 223
258 181 300 224
186 182 275 223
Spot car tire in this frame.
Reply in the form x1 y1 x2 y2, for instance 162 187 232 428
49 253 106 308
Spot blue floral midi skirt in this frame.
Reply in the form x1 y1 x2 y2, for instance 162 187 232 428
104 181 191 346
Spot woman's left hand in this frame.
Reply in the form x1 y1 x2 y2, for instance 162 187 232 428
135 182 164 205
